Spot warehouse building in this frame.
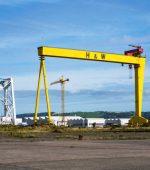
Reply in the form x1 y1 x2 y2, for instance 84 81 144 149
22 116 129 127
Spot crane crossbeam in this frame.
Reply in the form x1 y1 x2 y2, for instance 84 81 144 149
38 46 145 65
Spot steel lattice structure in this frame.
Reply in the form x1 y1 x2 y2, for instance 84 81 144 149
0 78 16 125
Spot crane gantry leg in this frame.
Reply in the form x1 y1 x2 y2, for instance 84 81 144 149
129 59 148 126
34 57 52 125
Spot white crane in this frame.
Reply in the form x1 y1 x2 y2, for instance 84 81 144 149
0 78 16 125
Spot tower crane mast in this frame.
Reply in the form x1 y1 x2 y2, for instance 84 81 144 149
50 76 69 124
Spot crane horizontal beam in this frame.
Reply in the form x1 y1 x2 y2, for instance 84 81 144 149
38 46 145 65
51 78 69 86
50 80 61 85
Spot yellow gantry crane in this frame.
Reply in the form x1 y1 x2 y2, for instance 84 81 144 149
34 46 148 126
50 76 69 124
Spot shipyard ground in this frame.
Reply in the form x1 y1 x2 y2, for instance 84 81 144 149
0 138 150 170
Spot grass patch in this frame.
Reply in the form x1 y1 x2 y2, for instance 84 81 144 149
0 125 150 140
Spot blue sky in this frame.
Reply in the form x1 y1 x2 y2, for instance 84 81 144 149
0 0 150 113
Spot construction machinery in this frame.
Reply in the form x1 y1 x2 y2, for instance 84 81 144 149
50 76 69 125
34 46 148 126
0 78 16 125
125 45 144 79
125 45 144 56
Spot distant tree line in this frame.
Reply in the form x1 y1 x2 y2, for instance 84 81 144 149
17 111 150 120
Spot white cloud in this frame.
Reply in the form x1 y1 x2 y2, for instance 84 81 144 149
1 19 149 53
0 36 36 48
82 0 137 12
13 64 150 92
0 21 99 49
13 67 134 91
109 35 150 46
0 0 62 6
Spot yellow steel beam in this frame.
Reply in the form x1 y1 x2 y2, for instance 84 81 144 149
35 46 148 126
38 46 144 65
34 58 43 125
129 59 148 125
42 59 53 124
34 57 53 125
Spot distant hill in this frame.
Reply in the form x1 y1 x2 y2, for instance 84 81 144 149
17 111 150 120
16 112 55 118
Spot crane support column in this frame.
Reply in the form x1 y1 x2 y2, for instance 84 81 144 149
42 58 53 124
34 57 52 125
34 57 43 125
129 59 148 125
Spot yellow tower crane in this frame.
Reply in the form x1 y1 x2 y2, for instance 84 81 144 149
50 76 69 125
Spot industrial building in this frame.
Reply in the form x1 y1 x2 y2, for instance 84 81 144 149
22 115 129 127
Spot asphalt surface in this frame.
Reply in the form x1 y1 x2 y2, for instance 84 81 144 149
0 139 150 170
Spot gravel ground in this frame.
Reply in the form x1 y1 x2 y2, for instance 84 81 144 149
0 139 150 170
